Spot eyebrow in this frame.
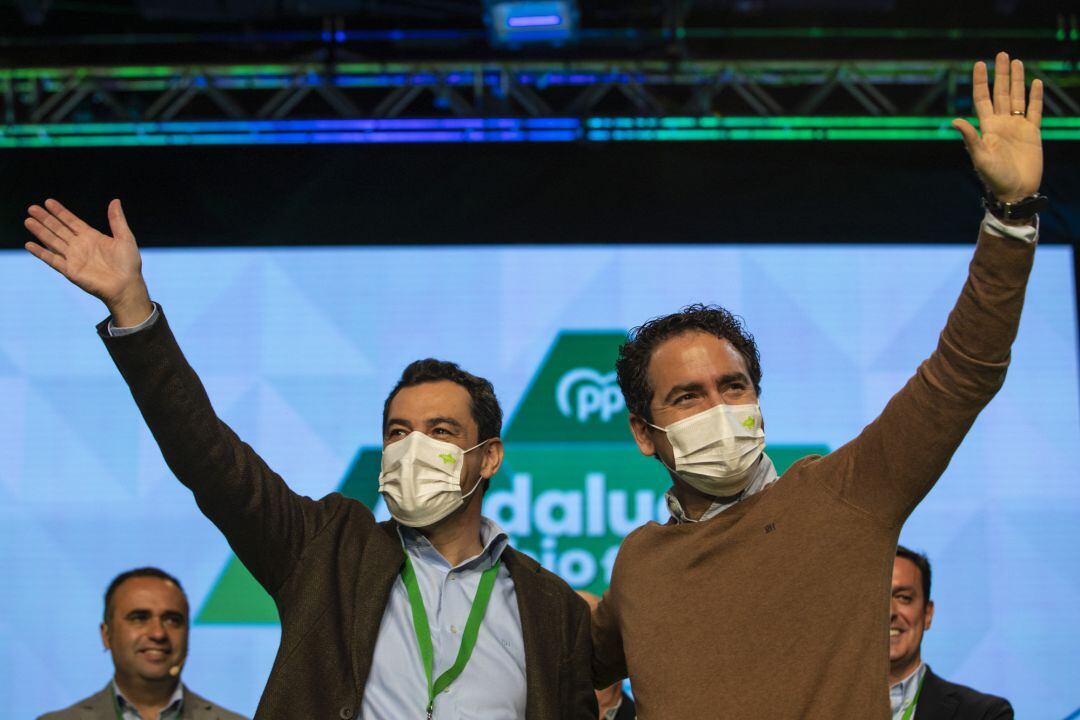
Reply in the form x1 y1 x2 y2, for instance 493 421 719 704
892 584 917 594
661 373 751 405
425 417 463 429
124 608 187 619
384 417 464 430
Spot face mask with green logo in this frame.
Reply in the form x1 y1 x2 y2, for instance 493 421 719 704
648 403 766 498
378 431 488 528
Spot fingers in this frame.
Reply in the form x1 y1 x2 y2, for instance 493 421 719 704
107 198 133 240
993 51 1010 115
1009 59 1026 115
24 240 67 274
24 213 69 256
951 118 982 157
43 198 91 235
1027 78 1044 127
971 61 993 125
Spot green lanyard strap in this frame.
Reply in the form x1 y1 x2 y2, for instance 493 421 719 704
401 553 501 720
900 672 926 720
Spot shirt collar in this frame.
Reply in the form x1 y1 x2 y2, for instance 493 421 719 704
889 662 926 716
665 453 779 524
112 679 184 717
397 516 509 571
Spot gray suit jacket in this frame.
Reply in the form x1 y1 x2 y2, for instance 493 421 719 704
37 683 247 720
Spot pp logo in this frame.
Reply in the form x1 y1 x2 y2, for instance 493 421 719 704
556 368 625 423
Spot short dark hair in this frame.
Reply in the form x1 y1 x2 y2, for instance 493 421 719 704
615 303 763 422
104 567 187 623
896 545 932 601
382 359 503 442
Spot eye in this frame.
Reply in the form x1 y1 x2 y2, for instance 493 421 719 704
386 428 407 439
674 393 696 404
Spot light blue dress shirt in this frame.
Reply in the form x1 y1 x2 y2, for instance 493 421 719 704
362 517 527 720
113 680 184 720
890 663 926 719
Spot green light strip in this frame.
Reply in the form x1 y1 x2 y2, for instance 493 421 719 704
0 59 1076 80
589 117 1080 129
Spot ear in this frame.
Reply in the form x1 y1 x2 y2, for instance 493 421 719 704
100 622 111 651
629 414 657 457
479 438 504 481
924 599 934 631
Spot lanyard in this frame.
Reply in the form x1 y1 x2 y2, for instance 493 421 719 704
899 672 926 720
401 553 500 720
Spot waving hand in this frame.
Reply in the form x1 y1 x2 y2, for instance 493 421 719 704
952 51 1044 203
24 198 153 326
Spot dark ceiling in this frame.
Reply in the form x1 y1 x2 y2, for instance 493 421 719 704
2 1 1078 65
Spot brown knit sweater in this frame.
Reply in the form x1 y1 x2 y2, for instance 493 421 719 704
591 228 1035 719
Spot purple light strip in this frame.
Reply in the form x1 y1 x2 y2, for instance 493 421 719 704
507 15 563 28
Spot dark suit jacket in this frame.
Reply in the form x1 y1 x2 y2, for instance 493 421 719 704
914 667 1014 720
99 310 597 720
38 682 246 720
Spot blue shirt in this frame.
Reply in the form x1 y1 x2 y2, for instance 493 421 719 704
113 680 184 720
361 517 527 720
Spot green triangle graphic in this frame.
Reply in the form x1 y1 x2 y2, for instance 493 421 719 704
503 331 629 443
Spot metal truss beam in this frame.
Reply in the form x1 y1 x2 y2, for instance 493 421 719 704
2 59 1079 145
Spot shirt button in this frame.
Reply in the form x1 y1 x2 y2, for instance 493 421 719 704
339 706 354 719
451 625 458 634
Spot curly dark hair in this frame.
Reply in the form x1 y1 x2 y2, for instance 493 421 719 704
382 359 503 442
615 304 762 422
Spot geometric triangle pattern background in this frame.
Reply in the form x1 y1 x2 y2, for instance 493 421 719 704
1 243 1076 718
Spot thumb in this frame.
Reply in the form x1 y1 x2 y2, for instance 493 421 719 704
951 118 981 157
107 198 133 240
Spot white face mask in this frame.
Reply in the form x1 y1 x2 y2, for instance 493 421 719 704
648 402 765 497
378 431 488 528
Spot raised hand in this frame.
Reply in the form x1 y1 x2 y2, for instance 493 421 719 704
24 198 153 326
952 51 1043 203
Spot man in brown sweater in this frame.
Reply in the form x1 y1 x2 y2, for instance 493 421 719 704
590 52 1047 718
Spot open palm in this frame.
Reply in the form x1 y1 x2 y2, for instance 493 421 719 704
952 52 1044 202
24 199 148 313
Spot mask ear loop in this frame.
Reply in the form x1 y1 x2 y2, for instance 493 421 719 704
460 437 494 501
643 421 680 476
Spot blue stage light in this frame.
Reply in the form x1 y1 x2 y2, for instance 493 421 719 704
485 1 579 47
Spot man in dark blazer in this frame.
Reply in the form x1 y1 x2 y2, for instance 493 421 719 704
23 198 597 720
890 546 1013 720
39 567 246 720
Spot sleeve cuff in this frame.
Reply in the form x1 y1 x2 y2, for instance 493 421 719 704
107 302 160 336
982 211 1039 244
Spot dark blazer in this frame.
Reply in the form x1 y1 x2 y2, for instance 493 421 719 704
99 310 597 720
38 683 246 720
914 667 1014 720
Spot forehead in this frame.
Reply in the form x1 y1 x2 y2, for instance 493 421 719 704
112 577 187 613
389 381 474 424
892 556 923 590
647 331 749 392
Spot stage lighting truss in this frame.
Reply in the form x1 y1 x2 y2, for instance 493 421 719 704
2 59 1078 146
